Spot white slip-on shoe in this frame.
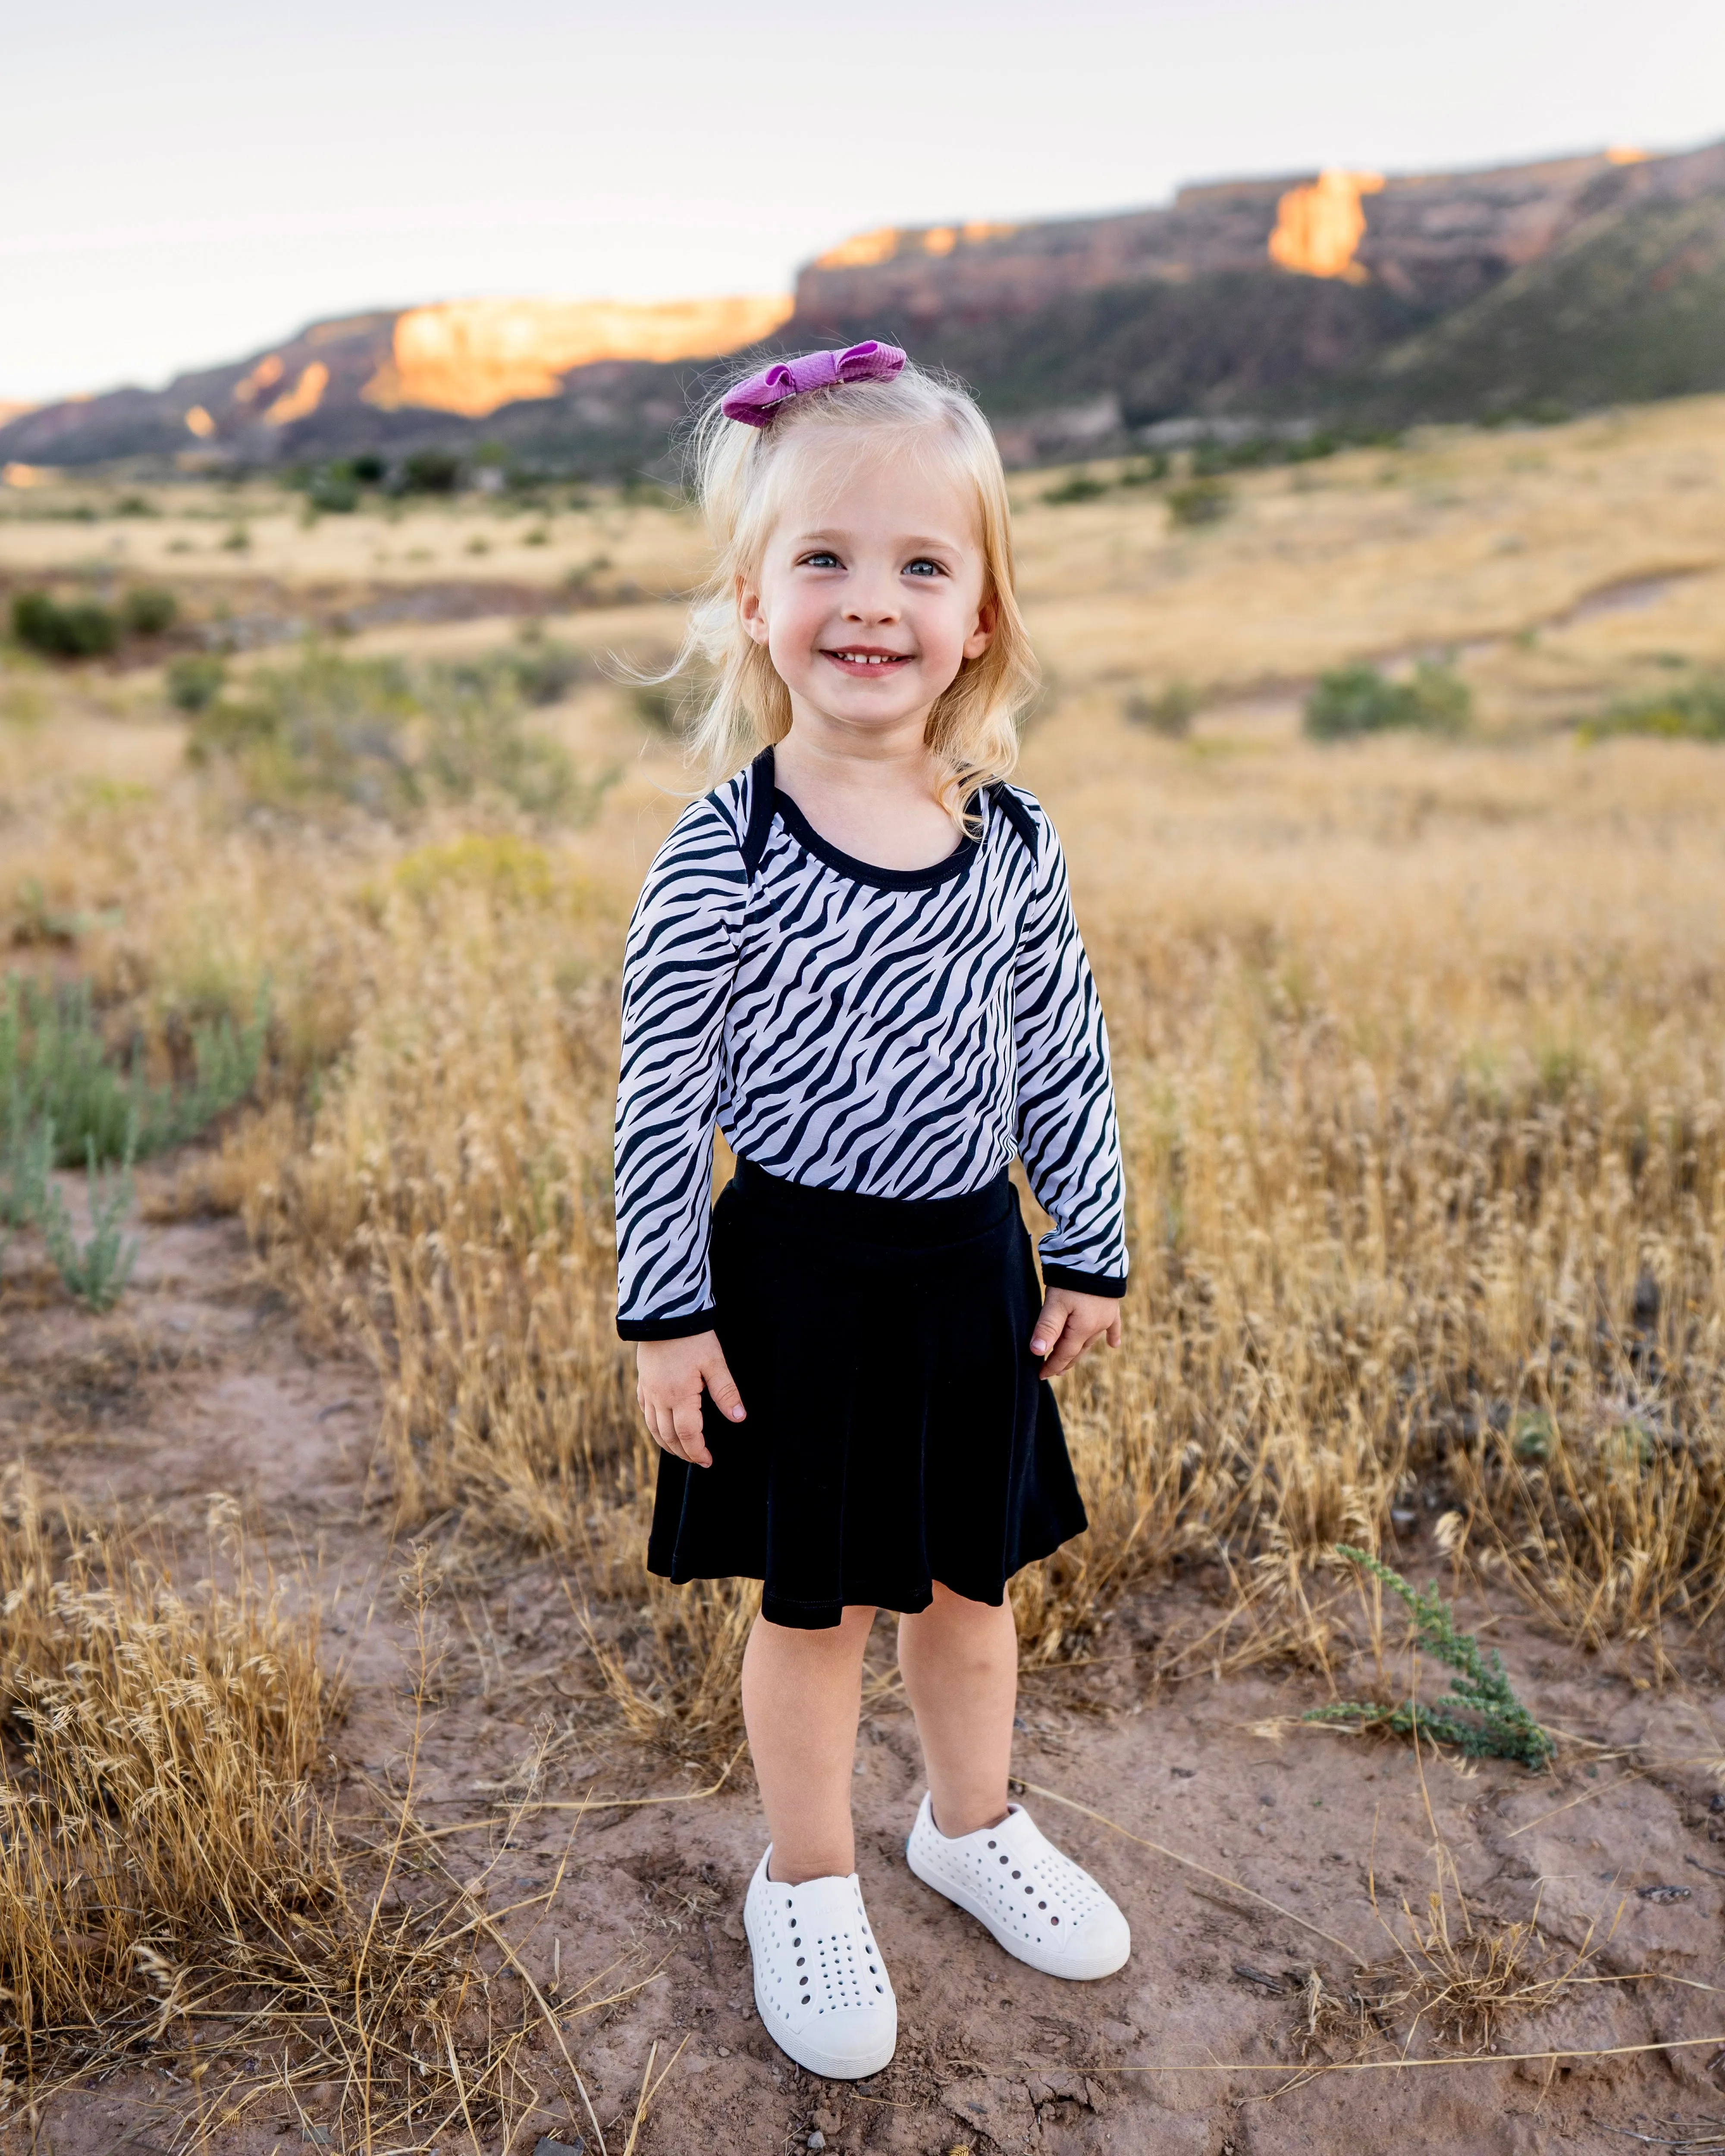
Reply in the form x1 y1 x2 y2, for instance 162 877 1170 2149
905 1792 1130 1980
743 1849 897 2079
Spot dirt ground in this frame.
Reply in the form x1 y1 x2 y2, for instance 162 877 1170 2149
3 1177 1723 2156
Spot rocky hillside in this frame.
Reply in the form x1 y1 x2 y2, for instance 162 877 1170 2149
5 140 1723 474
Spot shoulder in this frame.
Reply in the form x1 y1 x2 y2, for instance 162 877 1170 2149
990 782 1057 869
652 779 748 868
631 787 750 928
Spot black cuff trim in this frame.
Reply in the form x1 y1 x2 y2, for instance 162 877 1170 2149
616 1308 719 1342
1040 1264 1128 1299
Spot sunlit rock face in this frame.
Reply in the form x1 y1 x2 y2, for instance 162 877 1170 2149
794 143 1725 328
364 295 794 417
1267 169 1385 282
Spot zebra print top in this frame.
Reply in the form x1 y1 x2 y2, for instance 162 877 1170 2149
614 747 1128 1338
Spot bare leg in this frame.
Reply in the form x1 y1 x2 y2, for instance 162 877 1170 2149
741 1605 875 1883
897 1584 1018 1837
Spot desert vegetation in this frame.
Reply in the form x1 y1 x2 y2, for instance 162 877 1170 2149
1 395 1723 2150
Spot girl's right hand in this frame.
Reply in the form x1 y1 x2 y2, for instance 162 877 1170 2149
636 1332 745 1469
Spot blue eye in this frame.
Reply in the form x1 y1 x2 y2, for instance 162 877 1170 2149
800 550 841 569
904 558 945 578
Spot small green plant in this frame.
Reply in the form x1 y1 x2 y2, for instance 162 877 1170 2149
0 1103 53 1229
121 586 178 636
1303 1547 1555 1767
38 1131 140 1312
1166 478 1233 528
113 493 158 517
1118 452 1170 486
0 975 270 1167
166 653 227 712
1303 661 1471 740
220 523 250 552
307 471 359 514
1042 470 1110 506
11 590 121 658
1124 681 1199 739
1578 675 1725 744
399 450 462 495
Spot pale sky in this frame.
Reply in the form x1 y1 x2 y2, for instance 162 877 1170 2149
4 0 1722 404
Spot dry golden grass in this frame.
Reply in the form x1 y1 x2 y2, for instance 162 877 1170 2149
0 1474 333 2060
4 401 1725 1756
0 1489 649 2148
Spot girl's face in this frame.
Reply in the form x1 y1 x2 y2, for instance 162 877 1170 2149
738 440 996 742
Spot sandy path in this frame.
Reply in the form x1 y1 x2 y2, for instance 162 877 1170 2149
2 1185 1722 2155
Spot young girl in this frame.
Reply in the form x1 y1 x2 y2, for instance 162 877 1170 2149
614 342 1131 2081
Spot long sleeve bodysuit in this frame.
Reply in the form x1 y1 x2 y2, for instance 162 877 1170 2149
614 749 1128 1338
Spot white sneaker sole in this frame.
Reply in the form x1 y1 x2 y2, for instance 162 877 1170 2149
905 1835 1130 1981
749 1962 897 2080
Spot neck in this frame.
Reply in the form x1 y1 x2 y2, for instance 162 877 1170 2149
772 696 941 802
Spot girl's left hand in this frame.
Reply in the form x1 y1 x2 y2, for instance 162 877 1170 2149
1029 1288 1122 1378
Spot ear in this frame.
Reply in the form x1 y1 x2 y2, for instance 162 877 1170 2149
962 591 998 663
737 571 772 647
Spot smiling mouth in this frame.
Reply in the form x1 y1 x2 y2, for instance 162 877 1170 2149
822 647 913 672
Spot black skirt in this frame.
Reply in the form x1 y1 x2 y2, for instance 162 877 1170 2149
645 1158 1089 1630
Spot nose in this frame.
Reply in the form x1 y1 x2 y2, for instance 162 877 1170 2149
841 562 902 624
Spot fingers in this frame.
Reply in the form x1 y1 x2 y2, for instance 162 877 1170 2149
704 1353 747 1424
670 1392 712 1469
1040 1312 1090 1378
1031 1294 1123 1379
638 1384 717 1467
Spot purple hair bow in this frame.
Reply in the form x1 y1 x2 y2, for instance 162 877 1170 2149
721 340 906 427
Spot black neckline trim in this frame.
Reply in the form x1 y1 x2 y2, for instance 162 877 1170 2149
757 747 981 892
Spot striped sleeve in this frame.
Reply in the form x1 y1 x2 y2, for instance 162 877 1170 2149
1010 800 1129 1296
614 794 747 1338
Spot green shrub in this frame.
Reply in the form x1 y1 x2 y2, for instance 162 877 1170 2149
1578 674 1725 743
1042 470 1110 506
1166 479 1233 528
418 658 608 821
113 494 157 518
11 591 121 659
1124 681 1198 738
400 450 462 495
1303 661 1472 741
496 637 590 706
0 975 270 1170
122 586 178 636
188 649 417 809
348 452 387 486
166 654 226 712
307 471 360 514
188 645 611 822
1118 452 1170 486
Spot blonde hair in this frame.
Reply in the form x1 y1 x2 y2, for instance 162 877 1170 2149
669 356 1038 824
